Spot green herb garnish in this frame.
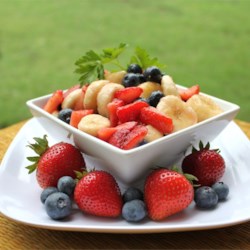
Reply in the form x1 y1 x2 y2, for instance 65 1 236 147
75 43 166 85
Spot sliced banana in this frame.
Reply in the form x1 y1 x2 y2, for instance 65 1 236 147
83 80 109 112
78 114 111 137
61 89 82 109
187 94 223 122
97 83 124 117
105 70 126 84
139 81 162 99
161 75 180 97
144 125 164 142
156 95 198 132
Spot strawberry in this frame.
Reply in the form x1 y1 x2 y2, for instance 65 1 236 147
107 98 125 127
70 109 94 128
181 141 225 186
74 170 123 217
43 90 64 114
144 168 194 221
140 106 173 134
179 85 200 101
114 87 143 104
97 121 137 142
26 135 85 188
116 100 149 123
108 124 147 150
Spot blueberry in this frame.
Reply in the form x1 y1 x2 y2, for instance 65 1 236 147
194 186 218 209
40 187 58 204
57 176 76 196
212 182 229 201
58 108 72 124
138 74 146 83
122 187 144 203
122 73 141 87
143 66 162 83
122 199 147 222
127 64 143 74
45 192 72 220
148 90 164 107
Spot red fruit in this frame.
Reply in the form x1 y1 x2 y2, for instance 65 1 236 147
181 142 225 186
107 98 125 127
70 109 94 128
108 124 147 150
140 106 173 134
116 100 149 123
74 170 123 217
26 135 85 188
97 127 117 141
144 169 194 221
43 90 64 113
97 121 138 142
114 87 143 104
179 85 200 101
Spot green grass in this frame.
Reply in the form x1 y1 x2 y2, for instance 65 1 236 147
0 0 250 128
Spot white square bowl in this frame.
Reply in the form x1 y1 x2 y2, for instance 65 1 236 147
26 86 239 187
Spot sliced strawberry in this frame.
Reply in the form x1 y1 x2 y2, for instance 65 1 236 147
179 85 200 101
98 121 138 142
108 124 147 150
43 90 64 114
107 98 125 127
63 84 81 99
97 127 117 141
140 106 173 134
122 125 148 150
114 87 143 104
70 109 94 128
116 100 149 123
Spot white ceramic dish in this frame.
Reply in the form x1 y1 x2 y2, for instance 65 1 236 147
26 87 239 186
0 118 250 233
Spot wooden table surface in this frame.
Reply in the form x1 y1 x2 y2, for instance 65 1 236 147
0 119 250 250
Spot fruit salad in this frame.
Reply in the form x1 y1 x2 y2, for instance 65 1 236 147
43 45 223 150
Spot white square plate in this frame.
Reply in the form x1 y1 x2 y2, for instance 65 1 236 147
0 118 250 233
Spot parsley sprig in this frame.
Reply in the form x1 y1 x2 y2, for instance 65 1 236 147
75 43 166 85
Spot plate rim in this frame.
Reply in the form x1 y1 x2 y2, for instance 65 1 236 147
0 118 250 233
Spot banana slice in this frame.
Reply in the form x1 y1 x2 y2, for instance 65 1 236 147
144 125 164 142
156 95 197 132
97 83 124 117
187 94 223 122
139 81 162 99
61 89 82 109
161 75 180 97
83 80 109 112
78 114 111 137
105 70 126 84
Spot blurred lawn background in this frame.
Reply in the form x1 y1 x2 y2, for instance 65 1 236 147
0 0 249 128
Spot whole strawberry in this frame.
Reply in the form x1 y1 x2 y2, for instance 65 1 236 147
144 168 194 221
181 141 225 186
26 135 85 188
74 170 122 218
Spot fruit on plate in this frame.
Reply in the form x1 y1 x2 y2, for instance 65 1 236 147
194 186 218 209
26 135 85 188
144 168 195 221
74 170 123 217
156 95 197 132
41 44 225 150
181 141 225 186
